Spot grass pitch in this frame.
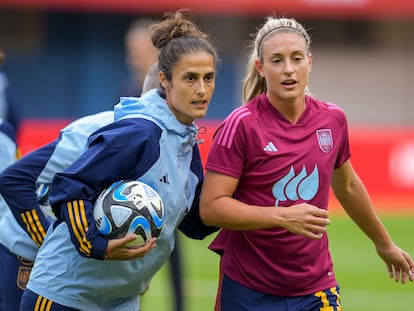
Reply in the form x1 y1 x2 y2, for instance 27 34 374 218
140 214 414 311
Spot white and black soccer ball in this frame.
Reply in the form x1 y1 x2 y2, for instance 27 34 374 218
93 180 165 248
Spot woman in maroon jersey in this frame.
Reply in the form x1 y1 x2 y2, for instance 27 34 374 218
200 15 414 311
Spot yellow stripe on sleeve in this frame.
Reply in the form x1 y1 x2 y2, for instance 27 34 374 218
34 295 42 310
67 200 92 256
30 209 47 239
45 299 52 311
21 212 42 247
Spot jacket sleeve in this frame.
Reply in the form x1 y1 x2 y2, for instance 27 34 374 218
0 140 58 247
178 144 219 239
51 119 161 259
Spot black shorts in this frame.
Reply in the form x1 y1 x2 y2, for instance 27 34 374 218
218 274 342 311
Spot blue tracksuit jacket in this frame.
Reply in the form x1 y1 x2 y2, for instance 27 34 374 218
23 89 217 310
0 111 113 260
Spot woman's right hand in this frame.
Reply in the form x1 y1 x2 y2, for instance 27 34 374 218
105 235 157 260
278 203 330 239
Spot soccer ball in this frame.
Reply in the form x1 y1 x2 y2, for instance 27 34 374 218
93 180 165 248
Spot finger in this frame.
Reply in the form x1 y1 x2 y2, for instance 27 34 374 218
304 231 324 240
128 238 157 257
108 234 139 249
311 206 329 217
401 271 408 284
394 267 401 282
402 252 414 274
123 234 141 244
302 223 328 238
140 238 157 251
407 261 414 282
387 264 394 279
309 224 328 233
309 216 330 227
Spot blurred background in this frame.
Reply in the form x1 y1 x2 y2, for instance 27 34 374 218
1 0 413 209
1 0 414 124
0 1 413 310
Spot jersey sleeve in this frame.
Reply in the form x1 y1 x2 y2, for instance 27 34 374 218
50 119 161 260
205 113 249 178
0 140 58 247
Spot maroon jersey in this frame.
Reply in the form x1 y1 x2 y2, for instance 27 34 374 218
206 93 350 296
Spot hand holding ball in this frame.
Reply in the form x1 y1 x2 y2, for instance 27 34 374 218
93 180 165 248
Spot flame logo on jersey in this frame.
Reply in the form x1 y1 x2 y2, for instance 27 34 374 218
272 165 319 206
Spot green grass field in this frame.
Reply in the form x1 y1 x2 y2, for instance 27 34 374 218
140 214 414 311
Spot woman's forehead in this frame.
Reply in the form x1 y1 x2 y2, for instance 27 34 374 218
262 32 308 53
173 52 215 74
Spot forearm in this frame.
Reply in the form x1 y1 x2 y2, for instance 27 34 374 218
201 195 281 230
201 195 328 233
60 200 108 259
0 173 49 245
336 174 393 248
200 171 329 237
0 145 56 246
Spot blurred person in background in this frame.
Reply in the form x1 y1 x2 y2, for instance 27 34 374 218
119 18 159 97
0 118 17 180
200 15 414 311
0 117 19 311
0 50 22 135
0 52 19 310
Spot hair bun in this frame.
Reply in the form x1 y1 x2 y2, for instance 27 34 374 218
150 10 207 50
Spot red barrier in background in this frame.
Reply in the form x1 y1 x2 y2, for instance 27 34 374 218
18 119 414 214
18 118 75 155
343 127 414 213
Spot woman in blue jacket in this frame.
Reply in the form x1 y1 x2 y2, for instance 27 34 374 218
16 10 218 311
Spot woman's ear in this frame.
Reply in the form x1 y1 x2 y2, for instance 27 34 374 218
308 53 313 73
255 59 265 78
159 71 169 89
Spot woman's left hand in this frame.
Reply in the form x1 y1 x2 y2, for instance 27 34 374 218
105 235 157 260
376 243 414 284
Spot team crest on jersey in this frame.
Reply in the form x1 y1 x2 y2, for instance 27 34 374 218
16 266 32 290
316 129 333 153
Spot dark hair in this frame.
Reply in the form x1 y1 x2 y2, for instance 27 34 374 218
150 10 218 87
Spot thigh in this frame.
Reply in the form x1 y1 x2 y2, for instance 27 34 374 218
20 289 80 311
0 244 33 311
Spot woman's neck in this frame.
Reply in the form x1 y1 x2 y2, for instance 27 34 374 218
267 93 307 124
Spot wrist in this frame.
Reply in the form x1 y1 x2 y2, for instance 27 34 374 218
104 248 111 260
